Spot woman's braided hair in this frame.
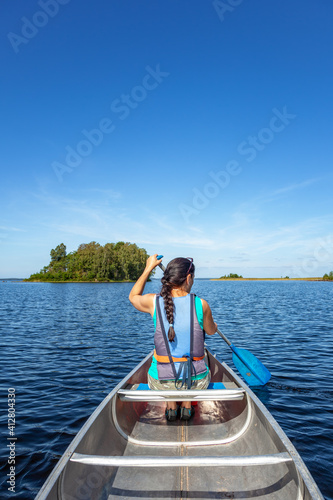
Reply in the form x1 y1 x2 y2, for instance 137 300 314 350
160 258 195 342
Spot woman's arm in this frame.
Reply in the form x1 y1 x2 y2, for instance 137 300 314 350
128 254 162 315
202 299 218 335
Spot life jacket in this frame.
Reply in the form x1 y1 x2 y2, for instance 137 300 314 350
154 293 207 383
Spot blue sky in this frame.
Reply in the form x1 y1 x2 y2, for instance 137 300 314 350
1 0 333 278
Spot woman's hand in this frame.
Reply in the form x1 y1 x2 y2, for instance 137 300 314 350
128 254 162 315
144 254 163 274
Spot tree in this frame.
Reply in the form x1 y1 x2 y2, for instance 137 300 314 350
25 241 150 282
50 243 66 262
219 273 243 279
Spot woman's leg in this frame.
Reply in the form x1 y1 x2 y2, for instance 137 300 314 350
180 370 211 409
148 373 178 412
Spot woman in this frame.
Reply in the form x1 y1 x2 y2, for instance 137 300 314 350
129 255 217 421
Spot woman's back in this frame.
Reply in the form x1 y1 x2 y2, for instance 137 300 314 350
129 254 217 420
153 293 207 380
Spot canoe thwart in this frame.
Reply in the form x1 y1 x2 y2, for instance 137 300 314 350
117 388 246 402
70 452 292 467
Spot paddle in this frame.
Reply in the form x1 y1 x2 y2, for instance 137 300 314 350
155 255 271 386
156 255 165 272
216 329 271 386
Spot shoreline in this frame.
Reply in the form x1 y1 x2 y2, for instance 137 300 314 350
211 277 324 281
22 279 137 283
2 278 331 283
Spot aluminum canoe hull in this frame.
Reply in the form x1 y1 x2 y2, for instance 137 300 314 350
35 350 324 500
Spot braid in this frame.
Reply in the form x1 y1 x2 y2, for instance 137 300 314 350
160 257 195 343
161 277 176 342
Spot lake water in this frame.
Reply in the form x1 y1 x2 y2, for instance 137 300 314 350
0 280 332 499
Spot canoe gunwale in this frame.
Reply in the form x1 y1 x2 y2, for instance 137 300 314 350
35 351 154 500
35 350 325 500
221 361 324 500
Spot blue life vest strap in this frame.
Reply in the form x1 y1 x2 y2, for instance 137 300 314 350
156 293 197 390
155 296 177 380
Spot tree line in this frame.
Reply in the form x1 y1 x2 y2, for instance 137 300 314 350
25 242 150 282
219 273 243 279
323 271 333 281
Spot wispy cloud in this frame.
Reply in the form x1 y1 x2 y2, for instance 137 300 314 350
166 235 215 248
49 223 123 242
79 188 122 200
271 178 321 196
0 226 27 232
254 176 325 205
219 215 332 252
3 180 332 278
200 175 332 261
193 209 333 274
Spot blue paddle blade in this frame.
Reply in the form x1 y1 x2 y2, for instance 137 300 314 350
231 345 271 386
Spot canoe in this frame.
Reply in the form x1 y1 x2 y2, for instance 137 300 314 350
36 349 324 500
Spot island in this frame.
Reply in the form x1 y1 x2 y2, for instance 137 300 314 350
211 274 332 281
219 273 243 279
25 242 150 282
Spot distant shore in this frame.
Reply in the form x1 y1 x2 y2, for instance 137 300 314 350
22 279 136 283
211 277 324 281
1 277 330 283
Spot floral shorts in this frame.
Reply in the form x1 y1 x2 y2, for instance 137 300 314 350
147 370 211 391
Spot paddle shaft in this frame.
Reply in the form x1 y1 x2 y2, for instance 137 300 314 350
158 263 165 272
216 328 231 346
